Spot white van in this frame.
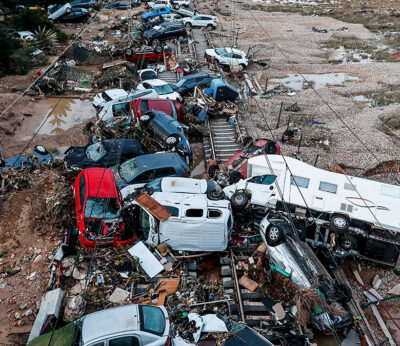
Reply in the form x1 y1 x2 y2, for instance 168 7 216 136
124 191 233 251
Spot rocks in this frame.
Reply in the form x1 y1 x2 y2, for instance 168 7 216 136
26 272 37 281
388 284 400 295
372 274 382 290
15 312 21 319
108 288 129 304
23 308 33 317
69 283 84 296
72 268 87 281
33 255 43 264
0 280 7 289
19 302 28 310
63 295 85 322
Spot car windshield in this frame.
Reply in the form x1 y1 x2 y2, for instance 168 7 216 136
119 158 141 182
215 48 228 55
141 71 157 80
84 197 120 219
146 178 162 191
139 208 151 239
139 305 165 336
86 142 107 162
153 84 173 95
101 92 113 102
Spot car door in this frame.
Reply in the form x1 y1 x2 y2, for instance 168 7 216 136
246 175 277 206
222 53 233 65
108 335 141 346
191 15 200 26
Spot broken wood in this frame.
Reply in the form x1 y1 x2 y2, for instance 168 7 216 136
238 275 259 292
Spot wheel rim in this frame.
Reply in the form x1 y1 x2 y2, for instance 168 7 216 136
269 227 279 241
35 145 46 154
233 194 244 205
141 115 150 121
166 137 177 145
334 217 347 228
343 239 353 249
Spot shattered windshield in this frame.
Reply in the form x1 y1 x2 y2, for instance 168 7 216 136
86 142 107 162
153 84 173 95
215 48 227 56
84 197 120 219
101 91 113 102
119 158 141 182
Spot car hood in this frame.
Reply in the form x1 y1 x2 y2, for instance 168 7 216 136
143 29 159 37
205 48 216 56
64 147 91 169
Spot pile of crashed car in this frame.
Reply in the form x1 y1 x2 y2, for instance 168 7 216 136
15 1 400 346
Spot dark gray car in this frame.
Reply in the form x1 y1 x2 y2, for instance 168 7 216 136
109 152 190 189
172 73 214 96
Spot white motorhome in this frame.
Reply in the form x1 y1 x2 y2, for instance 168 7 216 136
124 191 233 252
224 155 400 265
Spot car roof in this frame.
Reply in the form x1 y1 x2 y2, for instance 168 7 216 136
143 79 168 86
82 168 119 198
160 177 208 193
81 305 140 344
18 31 34 35
104 89 128 99
135 152 186 170
102 139 143 153
181 73 212 80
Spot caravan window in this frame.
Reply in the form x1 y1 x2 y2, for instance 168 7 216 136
207 209 222 218
186 209 203 217
319 181 337 194
291 176 309 188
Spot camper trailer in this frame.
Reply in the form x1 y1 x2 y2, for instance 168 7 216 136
224 155 400 267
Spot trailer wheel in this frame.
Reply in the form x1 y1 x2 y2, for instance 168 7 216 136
338 235 357 251
266 225 283 246
207 190 225 201
231 191 248 208
208 163 219 178
229 170 243 184
330 214 350 232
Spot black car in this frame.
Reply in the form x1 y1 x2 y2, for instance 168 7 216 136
64 139 147 171
172 73 214 96
71 0 97 8
139 110 192 166
106 0 139 9
59 8 91 22
143 22 187 45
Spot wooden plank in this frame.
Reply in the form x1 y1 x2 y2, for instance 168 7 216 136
102 59 124 69
134 192 172 222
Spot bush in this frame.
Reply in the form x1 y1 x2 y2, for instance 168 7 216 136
9 48 33 75
56 29 68 43
0 33 21 77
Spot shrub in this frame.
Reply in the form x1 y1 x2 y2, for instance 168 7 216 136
9 48 33 75
0 33 20 77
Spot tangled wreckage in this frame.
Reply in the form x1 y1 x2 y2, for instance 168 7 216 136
1 1 400 346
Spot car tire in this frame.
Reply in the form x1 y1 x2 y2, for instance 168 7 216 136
208 163 219 178
154 45 163 55
185 22 192 30
165 135 180 147
265 141 278 154
66 7 71 13
207 24 214 31
243 136 253 147
124 48 134 58
229 170 243 185
174 4 180 9
34 145 49 156
239 63 246 69
0 159 5 168
338 234 357 251
336 284 352 304
139 113 152 125
207 190 225 201
231 191 249 209
330 214 350 232
266 225 283 246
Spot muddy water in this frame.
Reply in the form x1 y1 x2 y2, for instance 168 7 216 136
17 98 95 140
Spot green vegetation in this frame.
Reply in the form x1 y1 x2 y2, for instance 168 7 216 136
381 114 400 130
28 322 75 346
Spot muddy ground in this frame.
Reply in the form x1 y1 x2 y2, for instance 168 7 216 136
0 0 400 344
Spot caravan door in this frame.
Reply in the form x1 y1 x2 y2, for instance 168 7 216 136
246 175 277 206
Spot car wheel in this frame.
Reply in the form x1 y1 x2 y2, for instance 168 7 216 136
153 39 160 46
239 63 246 69
208 163 219 178
330 214 350 232
174 4 180 9
265 141 278 154
34 145 49 156
66 7 71 13
243 136 253 147
229 170 243 185
231 191 249 208
139 113 152 125
266 225 283 246
124 48 134 58
207 24 214 31
154 45 163 55
178 35 184 41
338 235 357 251
185 23 192 30
165 135 179 146
0 159 5 168
207 190 225 201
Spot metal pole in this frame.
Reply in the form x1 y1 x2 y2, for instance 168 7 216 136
297 133 303 152
276 102 283 129
264 78 268 94
231 250 245 322
314 154 319 167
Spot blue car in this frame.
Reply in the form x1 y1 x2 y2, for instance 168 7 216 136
71 0 97 8
110 152 190 189
141 6 171 21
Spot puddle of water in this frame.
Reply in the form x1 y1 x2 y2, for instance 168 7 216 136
269 73 359 91
330 46 374 64
252 0 321 4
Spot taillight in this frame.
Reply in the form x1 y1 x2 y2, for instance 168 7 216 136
165 337 171 346
184 170 190 177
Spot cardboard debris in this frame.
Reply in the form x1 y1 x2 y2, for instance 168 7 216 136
108 287 129 304
238 276 259 292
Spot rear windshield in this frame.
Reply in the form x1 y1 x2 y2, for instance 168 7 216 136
141 71 157 80
119 158 141 182
215 48 228 55
139 305 165 336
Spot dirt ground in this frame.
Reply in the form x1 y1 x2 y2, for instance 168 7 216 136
1 0 400 344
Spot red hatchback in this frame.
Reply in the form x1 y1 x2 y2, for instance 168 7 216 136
73 168 136 249
123 46 172 64
129 98 184 122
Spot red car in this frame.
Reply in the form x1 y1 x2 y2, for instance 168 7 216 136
209 138 280 184
129 98 184 122
123 46 172 64
73 168 136 249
